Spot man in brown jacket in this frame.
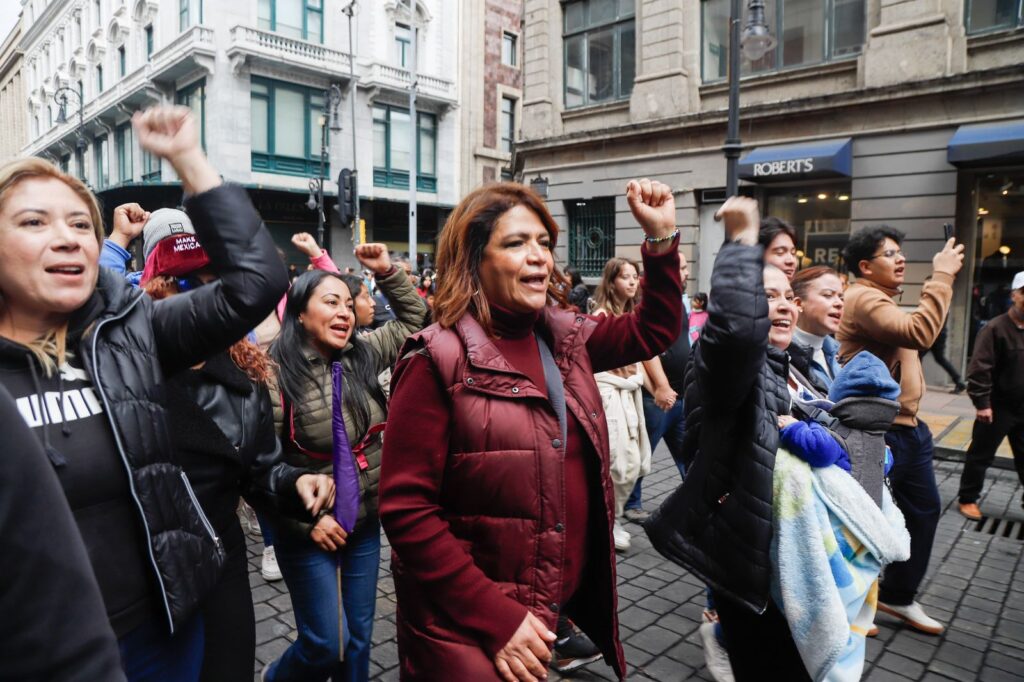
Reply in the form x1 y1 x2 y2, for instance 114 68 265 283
838 226 964 635
957 271 1024 520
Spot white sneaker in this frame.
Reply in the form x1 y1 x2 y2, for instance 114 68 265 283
699 621 736 682
261 545 283 582
612 520 631 552
876 600 944 635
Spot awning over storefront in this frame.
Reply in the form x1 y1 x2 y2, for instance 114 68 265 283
738 138 853 181
947 119 1024 167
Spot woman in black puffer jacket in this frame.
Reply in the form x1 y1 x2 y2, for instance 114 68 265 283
0 107 288 681
645 197 811 681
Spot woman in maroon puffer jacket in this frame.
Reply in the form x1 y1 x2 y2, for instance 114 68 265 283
379 179 682 681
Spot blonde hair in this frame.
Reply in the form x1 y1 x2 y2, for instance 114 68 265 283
0 157 105 375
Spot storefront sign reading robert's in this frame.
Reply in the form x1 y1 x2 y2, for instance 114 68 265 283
753 158 814 177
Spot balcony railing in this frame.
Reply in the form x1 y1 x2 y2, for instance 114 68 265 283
228 26 352 76
363 62 456 103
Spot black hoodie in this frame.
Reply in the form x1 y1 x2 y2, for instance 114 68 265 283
0 382 126 681
0 296 156 637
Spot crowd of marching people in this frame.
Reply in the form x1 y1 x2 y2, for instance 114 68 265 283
3 103 1022 682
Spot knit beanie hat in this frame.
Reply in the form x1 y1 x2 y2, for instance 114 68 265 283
828 351 900 403
139 208 209 284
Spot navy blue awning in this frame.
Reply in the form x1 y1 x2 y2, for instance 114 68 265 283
738 138 853 182
947 119 1024 167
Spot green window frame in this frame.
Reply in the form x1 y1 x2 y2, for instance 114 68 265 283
701 0 866 83
563 0 636 108
180 0 203 31
258 0 324 44
116 122 133 184
965 0 1023 33
175 79 206 150
372 104 437 192
118 46 126 77
146 26 154 59
94 135 109 189
142 148 161 182
250 77 329 176
96 65 103 93
395 23 411 67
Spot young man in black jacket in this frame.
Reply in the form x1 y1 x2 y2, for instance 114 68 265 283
958 271 1024 519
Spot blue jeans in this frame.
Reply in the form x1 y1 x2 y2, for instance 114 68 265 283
625 392 686 511
880 421 941 606
268 520 381 682
257 510 275 548
118 613 204 682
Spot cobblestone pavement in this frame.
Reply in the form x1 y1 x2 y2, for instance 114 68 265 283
249 445 1024 681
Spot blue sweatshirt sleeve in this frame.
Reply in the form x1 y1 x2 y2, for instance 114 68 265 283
99 240 130 274
780 420 850 471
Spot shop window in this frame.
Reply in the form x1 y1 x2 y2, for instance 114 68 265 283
502 32 518 67
176 79 207 150
372 104 437 192
702 0 865 82
567 197 616 277
258 0 323 43
966 0 1022 33
250 77 329 176
563 0 635 108
116 121 133 184
968 172 1024 353
764 183 852 270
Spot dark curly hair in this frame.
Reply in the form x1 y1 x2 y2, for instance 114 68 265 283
842 226 905 277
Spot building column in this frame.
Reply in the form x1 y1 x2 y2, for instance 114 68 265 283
861 0 967 88
630 0 694 120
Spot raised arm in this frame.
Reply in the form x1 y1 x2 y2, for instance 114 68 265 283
587 179 682 371
135 107 289 374
693 197 770 412
359 244 429 370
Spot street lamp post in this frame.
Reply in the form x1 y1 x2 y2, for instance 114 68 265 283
724 0 775 196
404 0 418 266
342 0 360 244
309 84 343 249
54 86 88 179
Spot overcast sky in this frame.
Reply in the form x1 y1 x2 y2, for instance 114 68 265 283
0 4 21 44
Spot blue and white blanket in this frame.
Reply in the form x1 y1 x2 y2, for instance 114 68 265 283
771 448 910 681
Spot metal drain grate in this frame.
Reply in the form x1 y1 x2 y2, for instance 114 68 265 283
971 516 1024 541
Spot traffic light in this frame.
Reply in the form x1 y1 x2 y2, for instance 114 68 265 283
334 168 357 226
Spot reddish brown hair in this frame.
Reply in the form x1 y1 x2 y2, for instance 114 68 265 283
433 182 569 334
143 276 275 384
791 265 841 300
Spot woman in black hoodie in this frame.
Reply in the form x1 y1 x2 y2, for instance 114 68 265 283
0 107 288 681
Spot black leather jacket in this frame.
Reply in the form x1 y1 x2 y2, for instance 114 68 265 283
167 352 310 545
76 184 287 633
645 241 790 614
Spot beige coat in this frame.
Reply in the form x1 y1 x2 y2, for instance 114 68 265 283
837 272 954 427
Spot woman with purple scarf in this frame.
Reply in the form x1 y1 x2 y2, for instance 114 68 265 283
263 244 429 682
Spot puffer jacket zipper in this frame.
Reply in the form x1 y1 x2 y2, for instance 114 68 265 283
180 470 222 550
88 293 177 634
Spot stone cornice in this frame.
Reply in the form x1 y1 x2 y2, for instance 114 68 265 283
517 65 1024 154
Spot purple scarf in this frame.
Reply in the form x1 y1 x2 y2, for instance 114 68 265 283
331 361 360 534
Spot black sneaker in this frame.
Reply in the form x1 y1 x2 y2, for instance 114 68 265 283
552 621 602 673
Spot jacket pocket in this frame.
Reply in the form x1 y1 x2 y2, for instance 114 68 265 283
180 471 223 555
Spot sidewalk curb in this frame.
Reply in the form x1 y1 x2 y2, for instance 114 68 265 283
934 445 1015 471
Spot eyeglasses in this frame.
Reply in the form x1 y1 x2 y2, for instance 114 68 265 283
869 249 904 260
